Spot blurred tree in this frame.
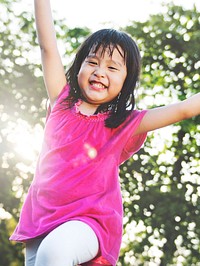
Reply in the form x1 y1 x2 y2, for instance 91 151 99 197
0 1 90 265
0 1 47 265
0 1 200 266
119 4 200 266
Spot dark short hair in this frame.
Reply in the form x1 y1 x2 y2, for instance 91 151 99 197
65 29 141 128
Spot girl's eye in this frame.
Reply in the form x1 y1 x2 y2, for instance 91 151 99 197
108 66 118 71
86 60 97 65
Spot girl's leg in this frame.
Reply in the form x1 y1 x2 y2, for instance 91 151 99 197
35 220 99 266
25 238 43 266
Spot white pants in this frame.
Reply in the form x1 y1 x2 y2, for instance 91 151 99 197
25 221 99 266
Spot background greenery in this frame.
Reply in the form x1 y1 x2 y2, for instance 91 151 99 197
0 1 199 265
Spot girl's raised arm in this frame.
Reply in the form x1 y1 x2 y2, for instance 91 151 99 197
34 0 66 106
135 92 200 135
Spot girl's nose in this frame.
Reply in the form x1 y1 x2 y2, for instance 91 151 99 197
93 67 106 78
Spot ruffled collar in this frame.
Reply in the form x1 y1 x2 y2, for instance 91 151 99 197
73 99 109 121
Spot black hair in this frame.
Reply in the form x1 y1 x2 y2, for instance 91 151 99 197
64 29 141 128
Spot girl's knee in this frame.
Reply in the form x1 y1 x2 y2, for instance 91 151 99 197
34 221 99 266
35 239 61 266
35 242 52 265
35 237 74 266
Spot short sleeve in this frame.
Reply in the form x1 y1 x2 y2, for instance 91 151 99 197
119 110 147 164
46 83 69 121
55 83 70 104
119 131 147 164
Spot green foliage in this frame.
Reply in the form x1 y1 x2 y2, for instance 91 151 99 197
0 2 45 265
0 219 24 266
0 2 91 265
0 1 199 265
61 26 91 54
119 4 200 266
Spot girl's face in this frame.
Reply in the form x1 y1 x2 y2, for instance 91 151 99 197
77 46 127 107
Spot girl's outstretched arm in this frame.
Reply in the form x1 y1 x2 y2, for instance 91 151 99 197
34 0 66 106
135 92 200 135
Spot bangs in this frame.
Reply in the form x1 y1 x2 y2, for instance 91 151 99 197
83 29 128 63
91 43 126 62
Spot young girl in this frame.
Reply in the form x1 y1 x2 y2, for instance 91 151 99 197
10 0 200 265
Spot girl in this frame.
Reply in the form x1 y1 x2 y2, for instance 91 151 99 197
10 0 200 265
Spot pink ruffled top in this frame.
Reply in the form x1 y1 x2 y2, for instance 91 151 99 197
10 84 147 265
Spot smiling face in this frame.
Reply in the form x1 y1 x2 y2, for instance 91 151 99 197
77 45 127 107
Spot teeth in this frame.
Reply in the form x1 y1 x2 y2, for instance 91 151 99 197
91 82 106 89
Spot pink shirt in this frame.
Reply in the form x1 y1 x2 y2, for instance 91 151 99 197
10 85 147 265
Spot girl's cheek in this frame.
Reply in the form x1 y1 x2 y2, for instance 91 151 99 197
77 71 84 87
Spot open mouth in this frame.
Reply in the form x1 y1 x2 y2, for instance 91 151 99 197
90 81 107 90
